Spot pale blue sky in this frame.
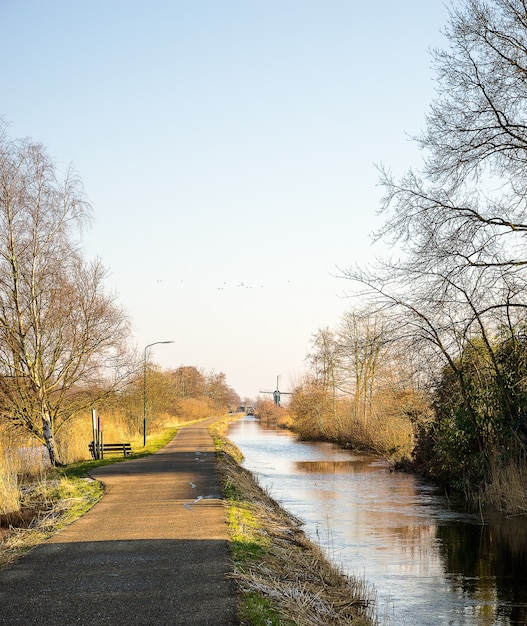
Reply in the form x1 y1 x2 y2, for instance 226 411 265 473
1 1 452 399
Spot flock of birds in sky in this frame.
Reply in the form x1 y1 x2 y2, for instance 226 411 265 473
217 281 264 290
155 279 293 290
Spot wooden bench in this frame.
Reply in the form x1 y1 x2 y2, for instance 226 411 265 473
89 442 132 459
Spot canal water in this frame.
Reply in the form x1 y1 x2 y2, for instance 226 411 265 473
228 416 527 626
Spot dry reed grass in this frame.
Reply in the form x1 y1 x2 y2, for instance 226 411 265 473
346 413 414 463
0 408 139 524
255 400 294 430
478 458 527 515
56 408 148 465
213 421 378 626
0 423 49 516
56 414 94 464
0 476 102 569
0 456 20 515
290 389 422 463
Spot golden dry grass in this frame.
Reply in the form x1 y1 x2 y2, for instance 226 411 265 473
0 476 102 569
56 409 140 465
289 388 427 464
478 458 527 515
0 423 50 515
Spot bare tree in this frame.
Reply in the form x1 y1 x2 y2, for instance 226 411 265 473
306 327 342 407
344 0 527 373
338 311 389 424
377 0 527 273
0 126 132 466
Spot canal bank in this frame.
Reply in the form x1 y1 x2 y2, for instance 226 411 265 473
210 417 378 626
226 416 527 626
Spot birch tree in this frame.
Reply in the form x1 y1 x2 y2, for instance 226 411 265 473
0 126 131 466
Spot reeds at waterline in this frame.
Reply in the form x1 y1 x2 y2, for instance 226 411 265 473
0 424 47 516
478 456 527 515
0 451 20 515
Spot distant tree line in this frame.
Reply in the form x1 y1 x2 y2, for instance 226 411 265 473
102 364 240 433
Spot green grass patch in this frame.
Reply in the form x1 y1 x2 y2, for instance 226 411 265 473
239 593 293 626
47 477 104 527
228 501 269 562
225 494 289 624
209 415 244 464
211 419 293 625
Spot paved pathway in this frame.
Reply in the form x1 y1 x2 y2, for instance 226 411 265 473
0 417 238 625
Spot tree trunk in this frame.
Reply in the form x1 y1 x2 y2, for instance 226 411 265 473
42 415 63 467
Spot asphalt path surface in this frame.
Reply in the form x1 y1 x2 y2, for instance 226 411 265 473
0 417 239 625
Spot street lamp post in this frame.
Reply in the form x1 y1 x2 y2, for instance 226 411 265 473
143 340 174 446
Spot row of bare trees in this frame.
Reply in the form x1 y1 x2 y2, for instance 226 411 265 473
343 0 527 497
289 312 429 460
107 365 240 433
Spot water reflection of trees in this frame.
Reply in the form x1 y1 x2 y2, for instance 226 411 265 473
295 459 381 474
437 518 527 624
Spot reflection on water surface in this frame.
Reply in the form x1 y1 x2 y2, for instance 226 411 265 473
228 417 527 626
295 460 376 473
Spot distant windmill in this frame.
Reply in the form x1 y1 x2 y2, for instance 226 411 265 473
259 375 292 407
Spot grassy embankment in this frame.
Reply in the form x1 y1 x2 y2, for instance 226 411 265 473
210 416 378 626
